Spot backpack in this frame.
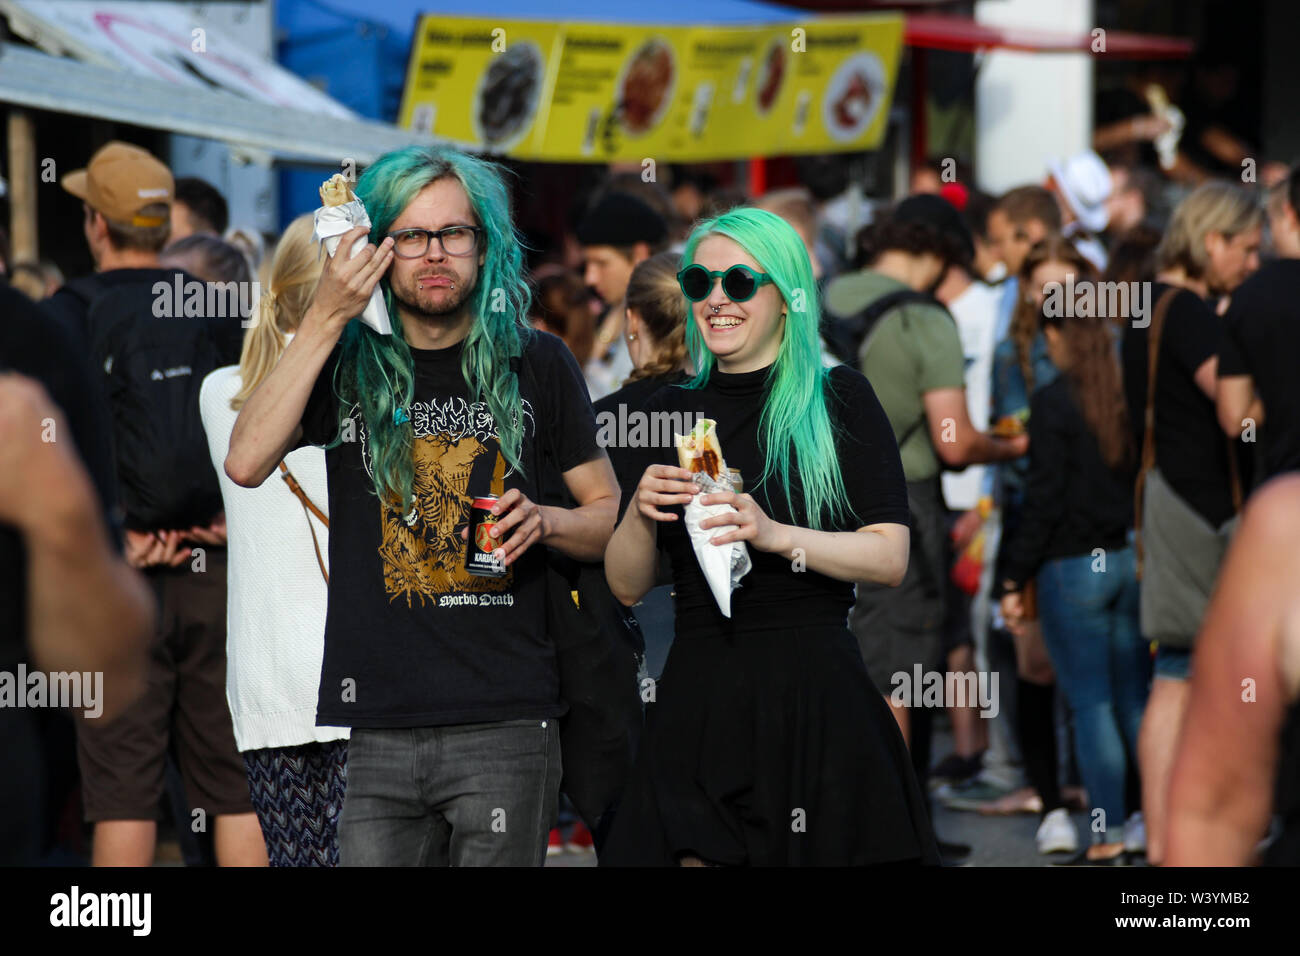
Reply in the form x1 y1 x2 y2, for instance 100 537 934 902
62 274 226 531
825 286 958 453
822 286 937 367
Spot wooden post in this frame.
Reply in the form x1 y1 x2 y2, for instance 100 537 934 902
7 108 38 264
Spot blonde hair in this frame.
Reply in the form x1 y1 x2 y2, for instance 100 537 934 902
756 187 818 237
230 214 321 410
623 250 687 383
1156 181 1262 279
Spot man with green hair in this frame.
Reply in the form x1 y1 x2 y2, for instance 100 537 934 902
227 145 619 866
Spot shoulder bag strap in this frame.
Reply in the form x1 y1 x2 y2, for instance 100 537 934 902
279 461 330 585
1134 287 1180 579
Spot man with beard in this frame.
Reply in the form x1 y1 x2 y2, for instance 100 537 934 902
226 146 618 866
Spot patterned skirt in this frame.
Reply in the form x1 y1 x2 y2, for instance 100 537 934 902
244 740 348 867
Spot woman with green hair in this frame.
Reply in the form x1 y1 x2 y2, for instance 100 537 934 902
601 207 940 866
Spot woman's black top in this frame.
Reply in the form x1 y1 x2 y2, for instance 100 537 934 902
998 375 1135 594
617 363 910 635
594 370 690 486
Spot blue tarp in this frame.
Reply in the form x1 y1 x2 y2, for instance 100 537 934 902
274 0 806 221
294 0 804 36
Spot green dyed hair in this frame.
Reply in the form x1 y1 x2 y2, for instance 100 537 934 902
681 207 855 530
325 145 532 514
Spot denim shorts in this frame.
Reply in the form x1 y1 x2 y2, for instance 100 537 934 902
1153 644 1192 681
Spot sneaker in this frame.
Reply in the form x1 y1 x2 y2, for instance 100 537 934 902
929 751 985 788
564 822 595 854
1124 812 1147 855
938 777 1013 812
547 828 564 857
1035 808 1079 855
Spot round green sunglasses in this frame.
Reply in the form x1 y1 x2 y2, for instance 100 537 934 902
677 263 774 303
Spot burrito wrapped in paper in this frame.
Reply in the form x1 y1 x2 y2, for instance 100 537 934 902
313 174 393 335
676 418 751 617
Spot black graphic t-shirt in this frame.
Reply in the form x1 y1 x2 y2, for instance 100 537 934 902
617 363 910 635
299 329 601 728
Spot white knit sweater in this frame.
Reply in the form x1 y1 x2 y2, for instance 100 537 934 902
199 364 348 752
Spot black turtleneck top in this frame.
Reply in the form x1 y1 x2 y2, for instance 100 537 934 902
616 362 909 635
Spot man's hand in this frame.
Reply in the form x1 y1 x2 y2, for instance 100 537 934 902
184 512 228 548
951 508 984 553
301 226 395 336
1000 589 1026 638
458 488 549 568
124 529 189 569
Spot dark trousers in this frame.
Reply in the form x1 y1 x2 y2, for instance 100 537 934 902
338 720 561 866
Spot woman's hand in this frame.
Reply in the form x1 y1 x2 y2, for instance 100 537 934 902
633 465 700 522
698 491 790 554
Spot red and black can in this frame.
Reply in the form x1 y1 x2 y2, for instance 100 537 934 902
466 495 507 577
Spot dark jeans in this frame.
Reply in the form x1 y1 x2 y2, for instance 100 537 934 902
1035 546 1149 840
338 719 561 866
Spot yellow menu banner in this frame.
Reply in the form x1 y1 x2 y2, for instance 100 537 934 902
398 14 904 162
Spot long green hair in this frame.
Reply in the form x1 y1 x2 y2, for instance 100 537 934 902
681 207 855 530
326 145 532 514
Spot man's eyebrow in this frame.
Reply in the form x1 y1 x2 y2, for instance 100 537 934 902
389 220 476 231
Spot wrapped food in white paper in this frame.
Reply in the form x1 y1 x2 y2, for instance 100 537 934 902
676 419 751 617
313 174 392 335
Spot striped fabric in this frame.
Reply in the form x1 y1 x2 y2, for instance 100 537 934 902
244 741 348 867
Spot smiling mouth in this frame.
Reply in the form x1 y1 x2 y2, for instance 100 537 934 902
708 314 744 329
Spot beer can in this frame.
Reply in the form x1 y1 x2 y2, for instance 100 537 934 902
466 495 507 578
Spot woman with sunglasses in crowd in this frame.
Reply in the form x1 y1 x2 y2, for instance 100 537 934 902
600 208 940 866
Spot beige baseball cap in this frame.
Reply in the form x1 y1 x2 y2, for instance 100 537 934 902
62 141 174 227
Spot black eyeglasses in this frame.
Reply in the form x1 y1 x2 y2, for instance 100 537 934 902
386 225 482 259
677 263 774 303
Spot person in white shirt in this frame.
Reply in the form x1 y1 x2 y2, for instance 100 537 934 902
198 214 349 866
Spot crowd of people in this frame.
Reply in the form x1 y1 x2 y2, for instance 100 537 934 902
1 124 1297 868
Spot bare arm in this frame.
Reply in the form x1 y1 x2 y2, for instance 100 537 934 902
1165 475 1300 865
605 464 700 606
0 375 152 722
769 522 909 587
923 387 1028 467
1216 374 1259 437
226 227 394 487
541 455 620 562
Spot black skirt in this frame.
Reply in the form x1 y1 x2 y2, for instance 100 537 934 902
599 623 941 866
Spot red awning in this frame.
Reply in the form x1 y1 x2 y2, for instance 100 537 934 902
904 13 1194 59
